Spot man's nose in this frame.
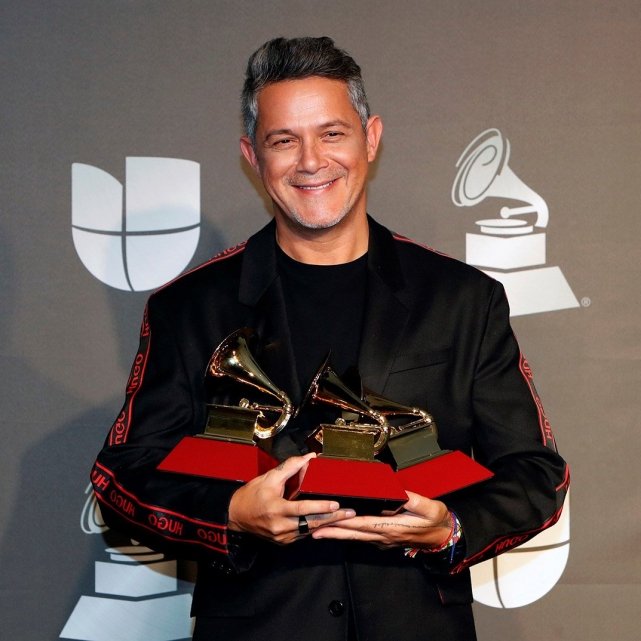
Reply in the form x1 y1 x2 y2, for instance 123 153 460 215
296 140 328 173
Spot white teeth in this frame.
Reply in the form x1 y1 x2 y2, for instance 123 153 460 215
297 180 333 190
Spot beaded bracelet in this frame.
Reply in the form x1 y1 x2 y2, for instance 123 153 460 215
404 511 462 562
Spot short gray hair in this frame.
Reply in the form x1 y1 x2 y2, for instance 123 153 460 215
242 37 370 144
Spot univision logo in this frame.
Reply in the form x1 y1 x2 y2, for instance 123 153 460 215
72 157 200 292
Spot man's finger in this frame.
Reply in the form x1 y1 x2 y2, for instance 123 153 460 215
403 492 450 525
311 526 382 543
288 498 341 516
403 490 429 513
267 453 316 482
304 509 357 527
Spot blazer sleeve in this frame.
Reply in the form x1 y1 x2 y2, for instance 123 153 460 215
444 281 570 573
91 296 254 572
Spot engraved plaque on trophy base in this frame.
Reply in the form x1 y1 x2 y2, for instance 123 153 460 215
292 423 408 514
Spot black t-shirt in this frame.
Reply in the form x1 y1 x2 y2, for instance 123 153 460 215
277 245 368 392
277 245 368 440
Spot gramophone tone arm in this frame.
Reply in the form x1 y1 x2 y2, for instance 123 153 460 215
252 397 295 440
371 416 390 453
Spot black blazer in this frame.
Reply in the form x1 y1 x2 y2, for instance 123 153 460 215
92 216 568 641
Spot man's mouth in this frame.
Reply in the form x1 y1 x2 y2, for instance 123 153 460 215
293 179 336 191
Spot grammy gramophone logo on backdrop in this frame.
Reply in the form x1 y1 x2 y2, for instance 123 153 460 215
451 128 579 317
60 485 193 641
71 157 200 292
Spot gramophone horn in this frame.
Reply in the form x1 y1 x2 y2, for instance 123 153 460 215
306 355 390 453
452 128 548 228
207 328 294 440
362 389 437 436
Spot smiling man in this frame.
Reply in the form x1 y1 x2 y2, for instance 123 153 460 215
92 37 568 641
239 75 381 263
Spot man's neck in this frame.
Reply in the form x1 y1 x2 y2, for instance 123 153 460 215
274 213 369 265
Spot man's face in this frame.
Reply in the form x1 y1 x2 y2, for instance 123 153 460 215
241 77 382 233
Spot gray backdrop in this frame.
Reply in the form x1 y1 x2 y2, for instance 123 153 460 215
2 1 640 640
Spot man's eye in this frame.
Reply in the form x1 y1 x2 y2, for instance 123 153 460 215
272 138 294 147
324 131 343 139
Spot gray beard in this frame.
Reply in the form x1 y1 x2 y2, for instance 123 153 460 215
287 205 351 230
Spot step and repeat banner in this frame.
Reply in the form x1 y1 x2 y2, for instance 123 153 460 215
1 2 639 640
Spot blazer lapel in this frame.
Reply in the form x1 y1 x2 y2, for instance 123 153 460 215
358 218 411 395
238 220 301 404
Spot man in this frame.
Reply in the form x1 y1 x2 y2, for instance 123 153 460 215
92 37 568 641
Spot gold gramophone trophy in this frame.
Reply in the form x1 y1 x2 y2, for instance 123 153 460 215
363 389 493 498
287 356 408 514
158 328 294 484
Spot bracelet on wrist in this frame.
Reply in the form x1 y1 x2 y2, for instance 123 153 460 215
404 511 462 560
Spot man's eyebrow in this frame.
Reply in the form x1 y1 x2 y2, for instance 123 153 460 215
263 120 355 140
319 119 354 129
264 128 297 139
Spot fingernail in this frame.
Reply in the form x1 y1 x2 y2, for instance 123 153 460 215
329 501 340 511
344 509 356 518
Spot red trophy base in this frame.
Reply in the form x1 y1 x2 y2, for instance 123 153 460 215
394 451 493 498
157 436 278 484
287 457 408 514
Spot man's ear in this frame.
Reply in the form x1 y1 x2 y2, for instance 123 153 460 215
365 115 383 162
240 136 261 175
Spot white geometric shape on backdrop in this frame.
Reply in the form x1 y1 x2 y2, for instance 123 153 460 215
471 492 570 608
60 593 192 641
71 158 200 292
483 266 579 317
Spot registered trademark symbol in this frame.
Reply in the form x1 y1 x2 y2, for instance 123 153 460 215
581 297 591 307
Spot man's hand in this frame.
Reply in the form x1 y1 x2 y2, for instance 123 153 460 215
227 453 356 544
310 491 453 549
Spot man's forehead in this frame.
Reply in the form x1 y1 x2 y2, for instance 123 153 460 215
257 76 350 101
255 77 358 127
